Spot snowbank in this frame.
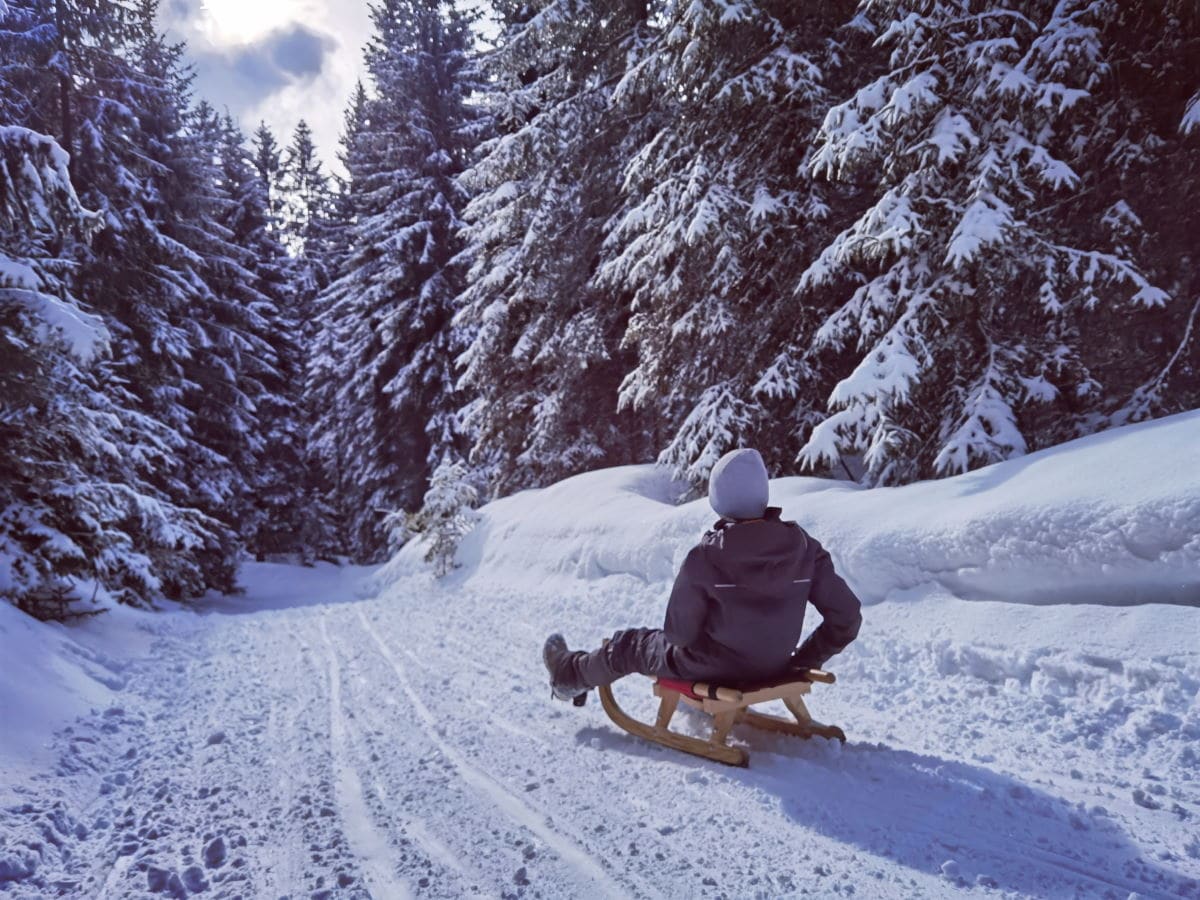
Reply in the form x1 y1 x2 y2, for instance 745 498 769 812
0 562 372 795
0 603 154 786
389 410 1200 609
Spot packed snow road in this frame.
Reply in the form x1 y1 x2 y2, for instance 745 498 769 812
4 416 1200 897
2 561 1197 899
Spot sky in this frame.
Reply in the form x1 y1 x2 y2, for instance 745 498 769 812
160 0 373 173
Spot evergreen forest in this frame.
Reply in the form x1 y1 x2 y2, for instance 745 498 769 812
2 0 1197 616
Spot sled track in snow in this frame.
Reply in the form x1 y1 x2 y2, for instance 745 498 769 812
317 614 502 898
354 606 638 900
319 615 415 899
385 631 552 750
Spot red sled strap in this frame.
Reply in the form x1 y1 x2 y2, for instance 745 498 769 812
656 677 701 699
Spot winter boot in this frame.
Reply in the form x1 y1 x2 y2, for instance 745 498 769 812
542 633 589 706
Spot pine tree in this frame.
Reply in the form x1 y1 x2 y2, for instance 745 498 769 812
313 0 487 560
796 0 1170 484
0 0 139 171
456 0 656 496
247 118 342 560
196 110 319 560
598 1 863 490
1 0 235 611
0 1 61 137
1086 0 1200 425
251 121 286 241
277 119 339 297
179 102 272 553
276 120 349 558
306 83 368 558
0 126 109 613
67 0 248 596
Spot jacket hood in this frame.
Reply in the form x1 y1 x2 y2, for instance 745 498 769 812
708 448 769 520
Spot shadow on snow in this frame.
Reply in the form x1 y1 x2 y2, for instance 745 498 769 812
574 720 1193 899
192 560 381 615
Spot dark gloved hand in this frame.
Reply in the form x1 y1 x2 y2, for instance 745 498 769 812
788 645 829 673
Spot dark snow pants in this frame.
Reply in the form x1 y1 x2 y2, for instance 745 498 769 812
572 628 688 689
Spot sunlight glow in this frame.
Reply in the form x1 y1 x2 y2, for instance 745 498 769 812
198 0 307 42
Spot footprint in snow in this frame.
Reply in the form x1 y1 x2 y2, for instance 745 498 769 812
203 835 226 868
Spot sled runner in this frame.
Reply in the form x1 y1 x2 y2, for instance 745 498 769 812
597 664 845 767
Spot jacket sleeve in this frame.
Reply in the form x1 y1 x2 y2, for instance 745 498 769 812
663 546 710 648
792 539 862 669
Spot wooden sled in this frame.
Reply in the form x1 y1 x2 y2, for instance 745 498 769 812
597 664 845 767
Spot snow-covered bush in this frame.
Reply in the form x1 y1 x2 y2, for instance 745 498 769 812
398 459 480 577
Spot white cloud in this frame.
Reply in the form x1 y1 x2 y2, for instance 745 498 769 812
162 0 371 173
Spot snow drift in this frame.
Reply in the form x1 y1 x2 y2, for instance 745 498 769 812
391 409 1200 608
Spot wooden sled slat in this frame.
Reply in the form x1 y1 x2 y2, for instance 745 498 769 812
740 709 847 743
597 682 749 767
596 667 845 767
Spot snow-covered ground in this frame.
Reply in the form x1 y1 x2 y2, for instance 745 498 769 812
2 412 1198 898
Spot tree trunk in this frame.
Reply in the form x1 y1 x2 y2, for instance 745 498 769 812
55 0 74 174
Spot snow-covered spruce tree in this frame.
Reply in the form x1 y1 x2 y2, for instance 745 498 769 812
277 119 341 305
796 0 1170 485
1 0 235 611
456 0 656 496
277 117 353 558
0 1 59 136
0 0 137 166
0 127 106 614
1082 0 1200 425
67 0 247 596
598 0 864 491
394 457 479 577
181 102 281 562
305 85 367 561
201 110 326 562
251 120 343 562
313 0 487 560
251 122 285 238
0 126 216 614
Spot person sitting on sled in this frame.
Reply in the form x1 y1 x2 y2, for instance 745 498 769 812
543 447 862 702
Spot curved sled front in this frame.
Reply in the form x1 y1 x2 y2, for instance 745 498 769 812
597 668 845 767
597 682 749 767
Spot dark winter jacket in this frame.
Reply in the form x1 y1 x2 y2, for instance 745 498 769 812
662 508 862 682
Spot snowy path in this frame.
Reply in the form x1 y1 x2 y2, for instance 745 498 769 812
2 561 1197 899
